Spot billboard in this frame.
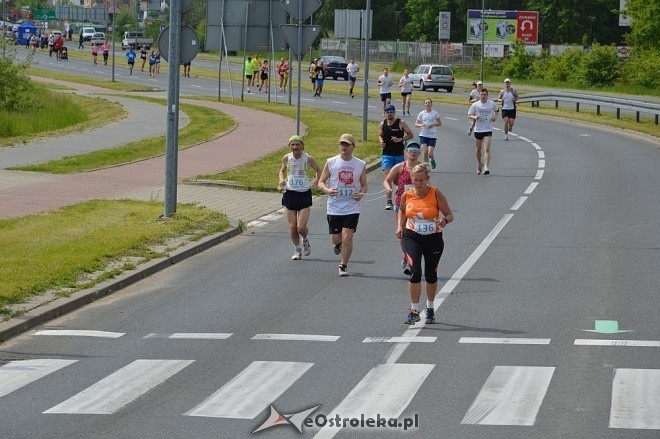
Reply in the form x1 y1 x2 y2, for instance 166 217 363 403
466 10 538 45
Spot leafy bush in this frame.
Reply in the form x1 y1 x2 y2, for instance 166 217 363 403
575 44 620 87
0 53 38 112
619 48 660 89
502 41 535 80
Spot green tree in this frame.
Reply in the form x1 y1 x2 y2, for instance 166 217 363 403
622 0 660 50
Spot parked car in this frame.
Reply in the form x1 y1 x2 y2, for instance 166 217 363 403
318 55 349 80
409 64 455 92
121 31 152 50
80 27 96 41
90 32 106 45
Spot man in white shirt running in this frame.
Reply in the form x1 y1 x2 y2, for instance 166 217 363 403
317 133 368 277
377 68 394 114
468 88 499 175
346 58 359 98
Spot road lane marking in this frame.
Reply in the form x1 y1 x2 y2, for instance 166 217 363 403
538 151 545 159
252 333 340 342
185 361 313 419
510 196 528 211
34 330 125 338
524 182 538 194
610 368 660 429
0 359 77 398
575 339 660 347
363 336 436 343
313 363 434 438
143 333 233 339
535 169 545 179
459 337 551 345
461 366 555 425
44 359 193 414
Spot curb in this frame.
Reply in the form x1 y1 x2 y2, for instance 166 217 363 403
0 225 242 343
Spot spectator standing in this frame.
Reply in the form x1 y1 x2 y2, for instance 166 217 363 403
317 133 368 277
278 135 322 260
78 32 84 49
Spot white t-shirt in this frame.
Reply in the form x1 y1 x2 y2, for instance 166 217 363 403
468 100 497 133
399 76 413 93
285 152 312 192
500 88 516 110
326 155 366 215
347 62 359 77
378 75 393 94
416 109 441 138
469 88 480 102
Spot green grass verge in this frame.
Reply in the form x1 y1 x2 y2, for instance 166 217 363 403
194 98 383 190
12 100 236 173
0 90 125 147
0 199 231 316
29 67 160 92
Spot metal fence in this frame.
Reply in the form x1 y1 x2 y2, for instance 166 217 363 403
319 38 476 67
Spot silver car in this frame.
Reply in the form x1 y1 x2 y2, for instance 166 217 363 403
410 64 455 93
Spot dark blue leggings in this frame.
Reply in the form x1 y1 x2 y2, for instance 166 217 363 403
402 230 444 283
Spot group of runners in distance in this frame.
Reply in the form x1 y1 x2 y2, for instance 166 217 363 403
277 68 518 324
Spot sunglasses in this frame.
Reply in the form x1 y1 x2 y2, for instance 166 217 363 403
385 110 395 114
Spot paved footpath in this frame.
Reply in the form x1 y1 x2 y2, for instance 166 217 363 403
0 78 292 223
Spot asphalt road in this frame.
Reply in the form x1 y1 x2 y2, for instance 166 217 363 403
1 51 659 439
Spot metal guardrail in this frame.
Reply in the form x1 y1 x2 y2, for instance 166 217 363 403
517 92 660 125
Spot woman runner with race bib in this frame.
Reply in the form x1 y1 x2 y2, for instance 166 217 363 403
396 162 453 325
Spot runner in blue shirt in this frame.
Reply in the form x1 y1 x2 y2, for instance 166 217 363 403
125 48 137 75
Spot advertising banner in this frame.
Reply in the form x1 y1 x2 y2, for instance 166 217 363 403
466 10 538 45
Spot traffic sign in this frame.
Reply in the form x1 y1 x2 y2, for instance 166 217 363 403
279 24 321 58
158 25 199 65
279 0 321 21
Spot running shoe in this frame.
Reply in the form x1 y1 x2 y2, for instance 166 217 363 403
385 200 394 210
504 133 509 140
430 158 436 169
291 248 302 260
477 164 483 175
483 166 490 175
404 309 420 325
425 308 435 324
338 264 348 277
351 94 355 99
303 239 311 256
333 243 342 255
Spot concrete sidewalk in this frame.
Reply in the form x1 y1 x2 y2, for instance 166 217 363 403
0 79 297 341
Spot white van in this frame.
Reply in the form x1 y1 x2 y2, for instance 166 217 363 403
80 27 96 41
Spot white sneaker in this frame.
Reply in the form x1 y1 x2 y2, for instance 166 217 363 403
292 248 302 260
302 239 311 256
483 166 490 175
338 264 348 276
504 133 508 140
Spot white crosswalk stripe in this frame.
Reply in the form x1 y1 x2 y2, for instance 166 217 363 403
185 360 313 419
43 359 194 414
2 357 659 432
313 363 434 438
461 365 555 426
610 368 660 429
0 359 77 398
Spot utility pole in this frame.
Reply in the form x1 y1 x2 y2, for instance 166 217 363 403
394 11 401 61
